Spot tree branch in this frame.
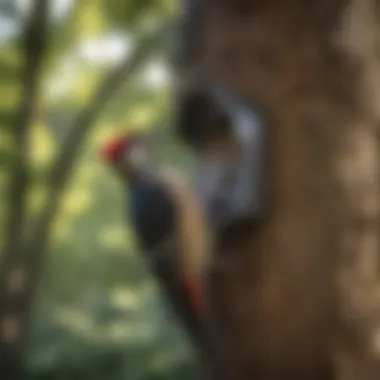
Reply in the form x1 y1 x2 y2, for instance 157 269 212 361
27 27 167 267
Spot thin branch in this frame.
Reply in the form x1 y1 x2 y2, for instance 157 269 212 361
26 27 167 266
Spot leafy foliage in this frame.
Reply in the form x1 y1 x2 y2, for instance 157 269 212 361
0 0 197 379
99 0 177 30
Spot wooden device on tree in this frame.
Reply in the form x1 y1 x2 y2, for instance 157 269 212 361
176 84 266 233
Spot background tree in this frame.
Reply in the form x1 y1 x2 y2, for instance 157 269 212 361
0 1 199 379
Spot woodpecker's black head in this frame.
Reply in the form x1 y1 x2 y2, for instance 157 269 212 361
101 131 153 182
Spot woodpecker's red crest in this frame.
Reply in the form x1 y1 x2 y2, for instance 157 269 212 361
101 132 140 164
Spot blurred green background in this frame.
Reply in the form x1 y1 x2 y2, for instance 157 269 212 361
0 1 198 379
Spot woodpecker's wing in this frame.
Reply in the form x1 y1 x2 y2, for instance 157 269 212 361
158 168 210 280
129 180 176 252
128 178 206 348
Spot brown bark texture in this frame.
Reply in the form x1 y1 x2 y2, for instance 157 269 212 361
179 0 380 379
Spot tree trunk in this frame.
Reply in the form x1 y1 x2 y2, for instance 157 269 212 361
179 1 380 379
0 1 49 378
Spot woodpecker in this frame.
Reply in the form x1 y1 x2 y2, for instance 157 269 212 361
100 131 208 348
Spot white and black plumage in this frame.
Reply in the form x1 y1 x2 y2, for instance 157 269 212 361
101 132 208 349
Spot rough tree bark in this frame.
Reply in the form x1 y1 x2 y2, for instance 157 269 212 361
179 1 380 379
